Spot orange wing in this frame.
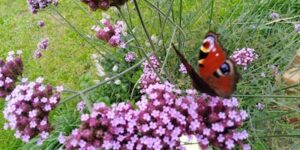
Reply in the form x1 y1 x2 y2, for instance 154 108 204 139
198 32 240 97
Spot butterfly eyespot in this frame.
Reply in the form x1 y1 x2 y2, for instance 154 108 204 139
203 41 210 49
215 62 231 77
220 62 231 75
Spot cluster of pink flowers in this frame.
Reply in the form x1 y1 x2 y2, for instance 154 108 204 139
34 38 49 59
270 12 280 20
139 55 160 93
179 63 187 74
76 101 86 112
3 77 63 145
26 0 58 14
59 82 250 150
92 18 126 48
38 20 45 27
295 24 300 34
230 48 258 70
59 54 250 150
0 51 23 98
125 51 136 63
81 0 128 11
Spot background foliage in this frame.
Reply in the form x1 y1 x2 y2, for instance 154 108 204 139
0 0 300 149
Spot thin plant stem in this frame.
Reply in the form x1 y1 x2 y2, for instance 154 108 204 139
273 83 300 92
50 6 109 59
132 0 160 61
117 6 165 82
71 0 101 25
161 28 177 72
61 58 146 104
265 15 300 25
144 0 186 38
130 76 141 99
208 0 214 31
178 0 183 50
79 92 92 112
234 95 300 98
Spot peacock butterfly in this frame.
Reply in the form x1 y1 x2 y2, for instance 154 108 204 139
172 32 240 98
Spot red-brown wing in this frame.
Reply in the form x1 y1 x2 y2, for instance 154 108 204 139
198 32 240 97
171 44 218 96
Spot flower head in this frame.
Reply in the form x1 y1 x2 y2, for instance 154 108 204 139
294 24 300 34
0 51 23 98
230 48 258 70
125 52 136 63
270 12 280 20
81 0 129 11
179 63 187 74
94 19 126 48
3 78 61 145
27 0 58 14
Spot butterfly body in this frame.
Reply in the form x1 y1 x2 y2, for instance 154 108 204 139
172 32 240 98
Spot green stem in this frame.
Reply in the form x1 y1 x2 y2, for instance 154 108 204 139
50 6 109 59
208 0 215 30
178 0 183 49
234 95 300 98
60 58 146 104
119 3 165 82
144 0 186 38
79 92 92 112
132 0 160 61
273 83 300 92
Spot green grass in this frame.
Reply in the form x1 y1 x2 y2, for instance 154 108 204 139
0 0 300 149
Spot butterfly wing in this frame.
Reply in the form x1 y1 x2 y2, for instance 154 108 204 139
171 44 218 96
198 32 240 97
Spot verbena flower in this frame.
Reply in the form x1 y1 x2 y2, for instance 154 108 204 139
77 101 86 112
38 38 49 50
60 55 250 150
3 77 62 145
93 19 126 48
269 65 279 77
81 0 129 11
256 103 265 110
125 52 136 63
270 12 280 20
27 0 58 14
61 82 249 150
38 20 45 27
294 24 300 34
179 63 187 74
0 51 23 98
34 38 49 59
139 54 160 93
230 48 258 70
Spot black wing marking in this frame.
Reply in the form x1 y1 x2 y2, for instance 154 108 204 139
171 44 217 96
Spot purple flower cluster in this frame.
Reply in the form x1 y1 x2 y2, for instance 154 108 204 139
0 51 23 98
38 20 45 27
295 24 300 34
34 38 49 59
230 48 258 70
92 19 126 48
60 82 250 150
3 77 62 145
81 0 129 11
179 63 187 74
38 38 49 50
270 12 280 20
27 0 58 14
139 54 160 93
125 51 136 63
77 101 86 112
